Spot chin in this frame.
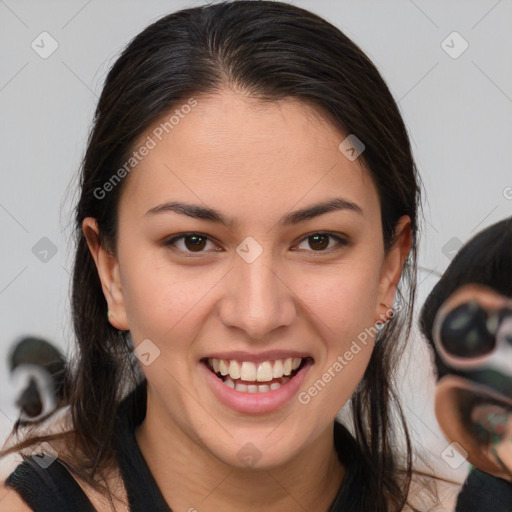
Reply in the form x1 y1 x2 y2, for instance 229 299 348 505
202 429 307 471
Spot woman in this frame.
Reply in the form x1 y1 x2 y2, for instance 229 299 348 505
0 1 444 510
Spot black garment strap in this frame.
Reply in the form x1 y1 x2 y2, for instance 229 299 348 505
113 380 356 512
114 380 172 512
5 381 357 512
456 466 512 512
5 454 96 512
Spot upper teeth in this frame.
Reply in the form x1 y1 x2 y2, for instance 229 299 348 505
209 357 302 382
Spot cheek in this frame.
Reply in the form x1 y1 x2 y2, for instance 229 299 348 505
296 260 382 335
299 269 379 416
120 239 383 349
119 249 222 345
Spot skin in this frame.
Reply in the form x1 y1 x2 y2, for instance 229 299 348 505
76 87 412 512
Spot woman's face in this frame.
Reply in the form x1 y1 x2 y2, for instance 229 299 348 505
85 89 410 469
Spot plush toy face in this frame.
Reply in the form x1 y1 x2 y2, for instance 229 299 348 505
433 283 512 480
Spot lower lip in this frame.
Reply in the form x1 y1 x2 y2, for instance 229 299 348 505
201 360 312 414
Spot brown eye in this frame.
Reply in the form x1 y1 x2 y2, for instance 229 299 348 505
165 231 348 255
165 233 217 254
183 235 207 251
296 232 348 252
308 234 329 250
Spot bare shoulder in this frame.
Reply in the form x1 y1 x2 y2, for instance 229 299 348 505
0 480 32 511
404 469 463 511
435 479 463 511
70 465 130 512
0 448 129 512
42 440 129 512
1 408 129 512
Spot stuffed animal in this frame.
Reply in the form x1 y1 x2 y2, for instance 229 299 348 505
420 216 512 511
7 336 67 422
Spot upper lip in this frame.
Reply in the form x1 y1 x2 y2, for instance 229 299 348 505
201 350 314 364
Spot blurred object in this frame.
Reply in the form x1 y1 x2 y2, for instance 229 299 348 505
419 217 512 511
7 336 67 422
433 285 512 373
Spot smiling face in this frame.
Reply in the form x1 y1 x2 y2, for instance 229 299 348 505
83 88 410 470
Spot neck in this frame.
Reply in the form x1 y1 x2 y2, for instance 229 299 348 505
134 387 345 512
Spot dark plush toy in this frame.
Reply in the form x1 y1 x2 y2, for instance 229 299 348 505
7 336 67 422
420 216 512 512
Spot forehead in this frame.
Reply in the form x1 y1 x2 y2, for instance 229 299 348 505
118 89 379 225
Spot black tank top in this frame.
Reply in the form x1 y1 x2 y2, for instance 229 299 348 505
6 380 362 511
455 465 512 511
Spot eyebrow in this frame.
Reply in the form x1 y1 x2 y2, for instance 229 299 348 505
144 197 363 227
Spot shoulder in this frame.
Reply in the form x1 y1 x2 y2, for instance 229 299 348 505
1 453 129 512
0 479 32 511
1 407 129 512
403 469 463 512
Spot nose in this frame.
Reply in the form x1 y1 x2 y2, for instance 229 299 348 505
217 251 297 340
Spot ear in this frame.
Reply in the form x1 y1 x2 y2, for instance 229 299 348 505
375 215 412 322
82 217 129 331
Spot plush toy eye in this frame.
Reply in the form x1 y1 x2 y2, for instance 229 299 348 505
440 300 496 358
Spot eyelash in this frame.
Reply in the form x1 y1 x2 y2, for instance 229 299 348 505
164 231 349 256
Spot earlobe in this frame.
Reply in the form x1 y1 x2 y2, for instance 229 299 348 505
82 217 129 331
376 215 412 322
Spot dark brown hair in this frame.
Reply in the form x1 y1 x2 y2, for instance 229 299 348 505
2 2 440 510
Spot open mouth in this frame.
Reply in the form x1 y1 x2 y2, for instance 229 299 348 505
201 356 314 394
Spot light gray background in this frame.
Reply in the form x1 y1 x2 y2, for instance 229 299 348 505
1 0 511 485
